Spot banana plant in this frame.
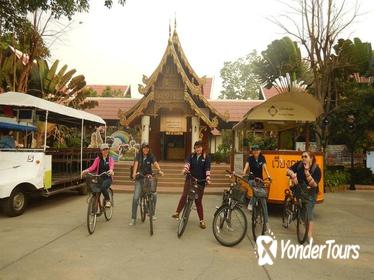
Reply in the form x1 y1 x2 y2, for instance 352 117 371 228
28 59 97 109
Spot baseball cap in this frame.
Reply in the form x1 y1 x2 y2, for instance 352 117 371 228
251 144 260 150
100 143 110 150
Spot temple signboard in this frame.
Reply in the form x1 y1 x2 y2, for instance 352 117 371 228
160 113 187 132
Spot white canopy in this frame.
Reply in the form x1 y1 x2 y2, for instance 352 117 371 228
0 92 105 125
234 91 323 130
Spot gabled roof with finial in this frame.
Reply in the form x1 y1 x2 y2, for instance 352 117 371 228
120 21 228 127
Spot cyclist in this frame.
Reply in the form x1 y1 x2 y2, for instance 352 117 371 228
242 144 272 232
286 150 321 242
129 143 163 226
172 140 211 229
81 143 114 207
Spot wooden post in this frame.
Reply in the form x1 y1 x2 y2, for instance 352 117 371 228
305 122 310 151
230 129 235 171
80 119 84 174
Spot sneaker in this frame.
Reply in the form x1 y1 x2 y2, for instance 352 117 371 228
129 219 136 226
199 220 206 229
105 201 111 208
171 213 179 219
247 204 253 211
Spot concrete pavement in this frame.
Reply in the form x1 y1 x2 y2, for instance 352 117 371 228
0 191 373 280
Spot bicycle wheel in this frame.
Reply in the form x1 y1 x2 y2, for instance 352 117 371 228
148 195 154 236
252 199 266 241
212 204 247 247
282 195 293 228
296 202 309 244
177 199 193 238
104 189 113 221
140 195 146 222
87 194 98 234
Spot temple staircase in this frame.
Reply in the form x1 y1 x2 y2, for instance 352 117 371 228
111 161 230 194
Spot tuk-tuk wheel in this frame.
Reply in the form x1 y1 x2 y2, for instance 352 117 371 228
3 186 28 217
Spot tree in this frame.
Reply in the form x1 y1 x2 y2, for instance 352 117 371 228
101 86 124 97
271 0 360 150
329 85 374 151
85 87 98 97
253 36 312 88
28 59 97 109
0 0 126 93
0 0 126 33
219 50 262 99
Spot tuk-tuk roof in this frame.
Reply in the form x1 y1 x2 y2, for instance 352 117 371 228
0 92 105 125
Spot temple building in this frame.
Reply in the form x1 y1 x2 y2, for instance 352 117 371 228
85 26 279 160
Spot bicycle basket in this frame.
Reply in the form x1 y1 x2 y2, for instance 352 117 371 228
142 177 157 193
86 176 101 193
231 185 247 204
252 181 268 198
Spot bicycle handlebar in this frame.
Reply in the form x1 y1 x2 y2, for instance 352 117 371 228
185 172 207 184
135 172 161 179
225 170 271 184
87 171 111 177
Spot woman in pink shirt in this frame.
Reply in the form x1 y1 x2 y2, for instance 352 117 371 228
82 143 114 207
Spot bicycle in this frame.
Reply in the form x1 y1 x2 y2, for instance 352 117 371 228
212 171 248 247
282 184 310 244
250 175 271 241
137 172 159 236
177 173 206 238
86 171 114 235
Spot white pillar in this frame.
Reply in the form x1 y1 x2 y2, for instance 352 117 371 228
191 116 200 152
80 119 84 174
141 116 150 144
234 130 239 152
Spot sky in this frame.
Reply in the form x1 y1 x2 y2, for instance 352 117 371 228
50 0 374 99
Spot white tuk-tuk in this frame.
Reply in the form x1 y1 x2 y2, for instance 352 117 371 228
0 92 106 216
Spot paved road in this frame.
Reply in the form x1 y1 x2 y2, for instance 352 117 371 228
0 191 373 280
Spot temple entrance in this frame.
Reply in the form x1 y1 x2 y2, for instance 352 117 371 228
161 132 186 161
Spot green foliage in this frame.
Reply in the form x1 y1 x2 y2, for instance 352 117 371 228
246 133 278 151
101 86 124 97
334 38 374 78
0 0 126 34
350 167 374 185
328 85 374 151
243 133 278 150
253 37 311 88
85 87 98 97
219 50 262 99
28 59 98 109
324 169 350 190
0 0 126 93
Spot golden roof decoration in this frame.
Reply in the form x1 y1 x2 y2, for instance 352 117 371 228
184 92 218 128
119 92 155 126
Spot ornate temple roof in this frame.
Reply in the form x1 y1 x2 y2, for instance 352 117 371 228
119 25 227 128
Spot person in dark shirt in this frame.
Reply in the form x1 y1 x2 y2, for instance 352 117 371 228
129 142 163 226
286 150 321 242
242 145 272 232
172 140 211 229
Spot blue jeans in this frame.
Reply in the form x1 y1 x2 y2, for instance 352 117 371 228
131 179 157 220
248 179 269 223
101 178 112 201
